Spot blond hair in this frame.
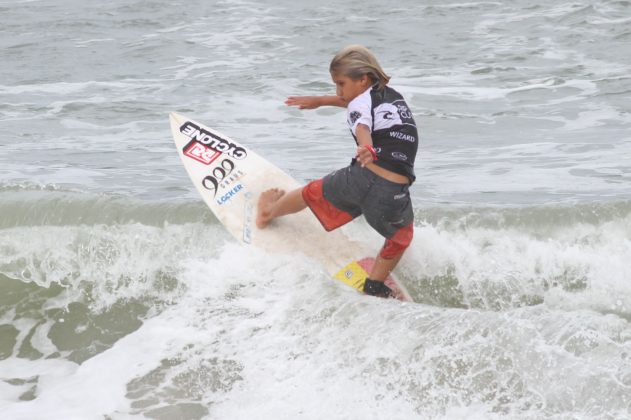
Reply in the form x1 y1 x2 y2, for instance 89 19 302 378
329 45 391 90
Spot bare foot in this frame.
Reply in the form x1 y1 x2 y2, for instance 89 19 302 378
256 188 285 229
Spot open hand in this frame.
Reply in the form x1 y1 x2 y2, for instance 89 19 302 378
285 96 321 109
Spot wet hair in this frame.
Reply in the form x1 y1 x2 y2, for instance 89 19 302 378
329 45 391 90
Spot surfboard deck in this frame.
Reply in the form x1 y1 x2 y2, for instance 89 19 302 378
169 112 412 302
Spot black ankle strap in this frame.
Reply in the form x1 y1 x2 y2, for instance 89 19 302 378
363 278 393 298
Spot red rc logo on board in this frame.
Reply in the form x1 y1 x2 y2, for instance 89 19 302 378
184 141 220 165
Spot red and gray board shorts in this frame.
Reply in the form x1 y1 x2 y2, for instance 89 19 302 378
302 164 414 258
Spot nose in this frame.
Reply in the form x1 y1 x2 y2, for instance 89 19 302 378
336 85 342 97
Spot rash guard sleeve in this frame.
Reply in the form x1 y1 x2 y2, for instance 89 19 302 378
346 88 373 136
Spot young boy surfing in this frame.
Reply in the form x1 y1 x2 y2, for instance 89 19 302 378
257 45 418 298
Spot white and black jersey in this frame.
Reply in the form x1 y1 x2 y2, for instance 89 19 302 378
347 85 418 183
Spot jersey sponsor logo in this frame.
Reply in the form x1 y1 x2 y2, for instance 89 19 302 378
391 151 408 161
396 103 413 120
373 103 403 130
389 131 416 143
180 121 247 160
381 110 395 120
349 111 362 126
183 140 221 165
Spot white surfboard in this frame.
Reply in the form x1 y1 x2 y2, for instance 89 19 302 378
169 112 412 301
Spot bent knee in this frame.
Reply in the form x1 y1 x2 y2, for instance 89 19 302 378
380 224 414 259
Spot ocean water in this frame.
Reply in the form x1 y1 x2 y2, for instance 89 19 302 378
1 0 631 418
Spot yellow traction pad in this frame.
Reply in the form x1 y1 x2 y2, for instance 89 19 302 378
333 257 410 301
333 260 369 292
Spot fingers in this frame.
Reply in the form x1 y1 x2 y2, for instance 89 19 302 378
356 147 370 167
285 96 303 107
285 96 314 109
357 145 379 167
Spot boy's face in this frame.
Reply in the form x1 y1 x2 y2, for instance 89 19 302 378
331 72 371 103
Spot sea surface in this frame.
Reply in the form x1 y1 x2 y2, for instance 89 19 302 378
1 0 631 419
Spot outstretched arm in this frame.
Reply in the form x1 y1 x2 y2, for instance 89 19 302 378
285 95 348 109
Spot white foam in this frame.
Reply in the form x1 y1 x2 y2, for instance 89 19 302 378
0 223 227 309
404 212 631 314
2 219 631 418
